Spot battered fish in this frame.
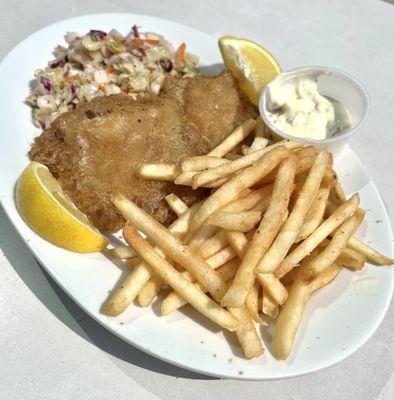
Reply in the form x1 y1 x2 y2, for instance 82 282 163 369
29 71 258 232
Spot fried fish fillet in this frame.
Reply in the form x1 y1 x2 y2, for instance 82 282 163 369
29 71 258 232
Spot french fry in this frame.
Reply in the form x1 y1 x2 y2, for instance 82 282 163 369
103 202 201 316
139 230 234 307
295 156 315 176
196 230 228 259
221 155 297 307
181 156 230 172
138 273 164 307
208 210 262 232
249 137 269 152
223 185 273 213
261 290 278 318
138 200 201 312
224 231 250 258
103 263 153 316
296 154 338 187
207 119 257 157
347 237 394 266
174 170 197 185
301 211 365 280
192 141 301 189
254 166 278 187
108 245 136 260
245 281 266 325
185 146 290 241
166 202 202 238
216 258 241 280
274 274 311 359
298 152 333 176
296 186 330 242
257 152 333 188
256 273 288 305
125 258 141 269
322 168 338 188
310 261 342 292
161 268 206 311
326 200 394 266
295 146 318 158
228 307 264 358
337 247 366 270
257 151 330 274
252 196 274 214
222 235 265 357
139 163 179 181
123 225 239 331
242 137 269 155
275 257 344 359
161 259 240 315
106 245 168 314
179 253 263 360
205 245 237 269
174 170 228 187
165 194 189 216
188 224 219 249
274 194 360 279
113 195 228 301
150 229 263 358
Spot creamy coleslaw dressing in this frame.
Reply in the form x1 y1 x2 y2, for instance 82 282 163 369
266 75 353 140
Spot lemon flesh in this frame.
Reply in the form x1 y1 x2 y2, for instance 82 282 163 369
16 161 108 253
219 36 281 105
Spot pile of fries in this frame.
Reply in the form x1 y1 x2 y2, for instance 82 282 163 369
104 119 393 360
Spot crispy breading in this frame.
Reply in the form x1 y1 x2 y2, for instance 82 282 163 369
29 71 257 232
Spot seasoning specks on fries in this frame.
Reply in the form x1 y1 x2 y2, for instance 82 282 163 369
106 119 393 361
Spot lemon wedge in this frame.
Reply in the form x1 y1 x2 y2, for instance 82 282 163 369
219 36 281 105
16 161 108 253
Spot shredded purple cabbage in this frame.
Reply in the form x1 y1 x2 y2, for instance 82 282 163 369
90 29 107 41
49 60 62 68
69 84 78 104
40 77 52 93
132 25 140 38
49 55 68 69
160 58 173 72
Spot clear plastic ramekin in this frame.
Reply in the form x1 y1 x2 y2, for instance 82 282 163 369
259 66 370 154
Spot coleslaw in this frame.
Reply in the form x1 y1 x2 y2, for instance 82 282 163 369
26 26 199 129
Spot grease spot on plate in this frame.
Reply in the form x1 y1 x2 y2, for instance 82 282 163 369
353 278 379 287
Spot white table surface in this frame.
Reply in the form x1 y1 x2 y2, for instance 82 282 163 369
0 0 393 399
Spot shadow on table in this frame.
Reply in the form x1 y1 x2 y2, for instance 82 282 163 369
0 206 213 380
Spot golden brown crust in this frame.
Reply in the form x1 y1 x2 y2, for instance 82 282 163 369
29 71 257 232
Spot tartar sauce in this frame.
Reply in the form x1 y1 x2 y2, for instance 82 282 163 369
266 75 353 140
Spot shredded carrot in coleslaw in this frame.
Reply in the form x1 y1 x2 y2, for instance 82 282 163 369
64 75 77 83
176 43 186 63
132 38 159 46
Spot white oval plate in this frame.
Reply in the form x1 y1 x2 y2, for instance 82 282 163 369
0 13 392 380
